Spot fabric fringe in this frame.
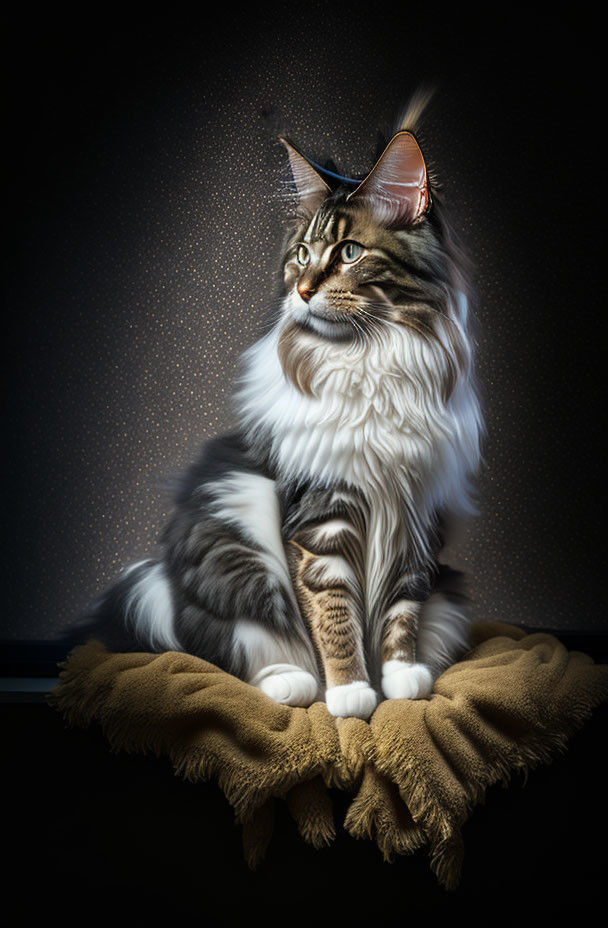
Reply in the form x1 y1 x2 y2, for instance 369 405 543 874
242 800 275 869
286 776 335 848
344 764 424 858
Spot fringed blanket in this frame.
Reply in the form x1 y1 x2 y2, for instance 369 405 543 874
47 621 608 889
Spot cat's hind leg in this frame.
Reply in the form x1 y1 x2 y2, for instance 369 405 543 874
233 618 321 707
166 461 321 708
415 569 471 677
249 664 320 707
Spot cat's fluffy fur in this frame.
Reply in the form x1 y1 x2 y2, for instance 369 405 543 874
67 103 483 719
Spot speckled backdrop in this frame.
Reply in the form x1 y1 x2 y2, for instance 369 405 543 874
4 8 604 639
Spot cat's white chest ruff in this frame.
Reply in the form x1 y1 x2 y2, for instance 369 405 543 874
277 381 410 487
241 324 425 487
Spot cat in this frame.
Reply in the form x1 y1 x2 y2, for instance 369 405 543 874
67 99 483 720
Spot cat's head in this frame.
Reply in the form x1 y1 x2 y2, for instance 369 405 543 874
276 123 472 398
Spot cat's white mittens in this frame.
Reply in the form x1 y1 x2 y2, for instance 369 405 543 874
325 681 378 720
381 661 434 700
250 663 320 707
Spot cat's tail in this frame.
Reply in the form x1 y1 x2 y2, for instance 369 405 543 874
53 559 182 656
416 565 472 677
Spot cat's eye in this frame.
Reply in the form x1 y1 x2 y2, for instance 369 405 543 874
340 241 364 264
296 244 310 267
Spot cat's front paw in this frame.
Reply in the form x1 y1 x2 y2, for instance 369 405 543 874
251 663 320 707
325 681 378 720
381 661 433 700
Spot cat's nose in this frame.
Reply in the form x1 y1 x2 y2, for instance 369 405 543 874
297 282 315 302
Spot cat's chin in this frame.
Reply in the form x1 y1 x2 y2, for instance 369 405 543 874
293 309 353 342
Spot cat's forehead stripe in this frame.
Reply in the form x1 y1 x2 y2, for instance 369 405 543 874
310 208 332 242
320 211 335 240
303 215 317 242
304 207 352 244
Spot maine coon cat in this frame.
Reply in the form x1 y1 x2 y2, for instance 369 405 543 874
72 101 483 720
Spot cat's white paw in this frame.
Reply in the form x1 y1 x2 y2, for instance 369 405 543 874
381 661 434 700
325 681 378 720
250 663 319 707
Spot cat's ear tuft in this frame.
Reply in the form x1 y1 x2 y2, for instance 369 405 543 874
347 131 430 227
279 137 331 215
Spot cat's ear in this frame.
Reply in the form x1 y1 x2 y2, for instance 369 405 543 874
279 137 331 215
347 131 430 227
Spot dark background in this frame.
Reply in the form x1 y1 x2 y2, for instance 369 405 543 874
3 10 606 924
3 7 604 642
